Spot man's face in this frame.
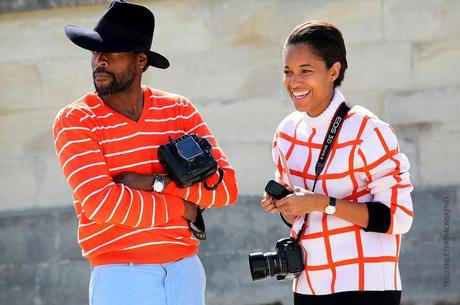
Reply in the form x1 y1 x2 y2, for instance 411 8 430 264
91 52 141 96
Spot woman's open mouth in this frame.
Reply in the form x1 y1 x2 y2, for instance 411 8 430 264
292 90 310 100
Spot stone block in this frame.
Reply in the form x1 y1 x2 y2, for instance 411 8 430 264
342 89 385 118
35 261 89 305
400 187 459 304
418 123 460 186
39 57 94 108
36 154 74 209
0 261 89 305
143 1 215 53
224 143 277 196
383 0 460 42
205 0 382 48
0 108 57 156
394 131 420 187
197 97 292 145
385 87 460 126
201 196 292 305
413 41 460 89
0 157 37 211
144 46 283 103
0 264 38 305
0 63 41 111
0 6 103 63
0 211 58 264
346 43 413 91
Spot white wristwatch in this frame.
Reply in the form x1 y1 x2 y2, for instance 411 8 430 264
325 196 337 215
152 175 165 193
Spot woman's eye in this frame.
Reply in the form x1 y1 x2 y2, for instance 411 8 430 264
301 69 312 74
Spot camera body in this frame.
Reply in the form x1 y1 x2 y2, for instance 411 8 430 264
248 180 305 281
158 134 217 188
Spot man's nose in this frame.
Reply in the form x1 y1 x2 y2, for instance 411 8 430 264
93 52 108 67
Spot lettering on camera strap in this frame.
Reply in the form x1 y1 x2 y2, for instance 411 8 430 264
294 102 351 244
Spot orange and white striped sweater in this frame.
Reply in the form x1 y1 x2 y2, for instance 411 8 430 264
53 86 238 266
272 90 413 296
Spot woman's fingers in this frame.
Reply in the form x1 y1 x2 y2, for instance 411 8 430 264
260 196 278 213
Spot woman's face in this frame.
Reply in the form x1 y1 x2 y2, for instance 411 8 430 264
283 43 340 116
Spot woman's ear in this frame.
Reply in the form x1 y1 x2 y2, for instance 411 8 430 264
329 62 341 82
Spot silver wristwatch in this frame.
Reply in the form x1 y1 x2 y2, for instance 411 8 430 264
325 196 337 215
152 175 165 193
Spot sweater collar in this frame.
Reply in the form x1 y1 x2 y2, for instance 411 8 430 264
302 89 345 129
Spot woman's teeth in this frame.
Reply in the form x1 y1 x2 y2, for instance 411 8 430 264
292 90 310 98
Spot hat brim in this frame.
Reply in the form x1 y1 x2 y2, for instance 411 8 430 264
65 25 170 69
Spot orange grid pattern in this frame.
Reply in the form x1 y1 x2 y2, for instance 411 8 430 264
272 101 413 295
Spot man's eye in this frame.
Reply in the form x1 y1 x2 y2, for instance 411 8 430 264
302 69 312 74
284 70 292 75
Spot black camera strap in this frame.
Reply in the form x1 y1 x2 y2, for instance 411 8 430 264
204 168 224 190
294 102 350 244
189 207 207 240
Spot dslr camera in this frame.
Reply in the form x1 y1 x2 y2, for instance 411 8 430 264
158 134 222 189
248 180 304 281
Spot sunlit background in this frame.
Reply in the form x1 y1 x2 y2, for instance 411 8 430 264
0 0 459 304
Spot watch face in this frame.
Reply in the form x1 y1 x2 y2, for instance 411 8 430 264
153 177 165 193
325 205 336 215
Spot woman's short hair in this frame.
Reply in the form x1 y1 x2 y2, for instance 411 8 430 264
286 20 348 88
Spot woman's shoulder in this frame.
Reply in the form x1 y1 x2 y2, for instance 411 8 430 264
347 104 394 140
276 111 304 133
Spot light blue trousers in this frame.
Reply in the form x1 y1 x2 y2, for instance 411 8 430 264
89 255 206 305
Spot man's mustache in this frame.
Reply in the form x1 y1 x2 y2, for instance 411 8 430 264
93 67 116 79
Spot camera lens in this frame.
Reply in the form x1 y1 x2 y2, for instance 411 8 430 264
248 251 279 281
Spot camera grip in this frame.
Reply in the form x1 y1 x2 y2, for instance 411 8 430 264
265 180 292 200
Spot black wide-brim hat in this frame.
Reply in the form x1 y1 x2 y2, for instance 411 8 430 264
65 0 169 69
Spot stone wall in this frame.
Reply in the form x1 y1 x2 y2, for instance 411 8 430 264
0 0 459 304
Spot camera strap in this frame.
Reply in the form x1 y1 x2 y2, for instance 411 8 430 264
294 101 350 244
189 208 207 240
204 168 224 190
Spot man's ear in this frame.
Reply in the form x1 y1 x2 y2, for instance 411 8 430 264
138 52 148 71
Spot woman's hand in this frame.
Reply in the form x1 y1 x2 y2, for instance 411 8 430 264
260 193 278 214
275 193 328 216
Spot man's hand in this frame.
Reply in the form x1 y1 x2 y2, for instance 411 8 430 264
183 200 198 222
114 172 171 192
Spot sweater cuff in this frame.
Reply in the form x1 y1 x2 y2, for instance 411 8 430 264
363 202 391 233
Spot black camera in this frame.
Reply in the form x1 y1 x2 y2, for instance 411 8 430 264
158 134 222 189
248 180 304 281
265 179 293 199
249 237 304 281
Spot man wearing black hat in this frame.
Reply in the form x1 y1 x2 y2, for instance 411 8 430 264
53 1 239 305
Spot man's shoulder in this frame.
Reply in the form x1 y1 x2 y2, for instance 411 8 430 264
54 92 101 125
146 86 189 104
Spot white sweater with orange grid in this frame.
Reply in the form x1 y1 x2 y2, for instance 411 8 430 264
53 86 238 266
272 90 413 296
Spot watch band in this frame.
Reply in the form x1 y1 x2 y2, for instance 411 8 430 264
325 196 337 215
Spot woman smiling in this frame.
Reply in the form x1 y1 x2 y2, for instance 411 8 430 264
260 20 414 305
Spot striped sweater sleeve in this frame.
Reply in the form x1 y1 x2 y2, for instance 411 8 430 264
357 122 414 235
163 99 238 208
53 108 185 228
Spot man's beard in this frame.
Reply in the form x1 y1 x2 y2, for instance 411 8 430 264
93 66 137 96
